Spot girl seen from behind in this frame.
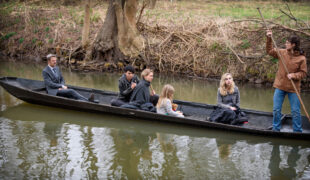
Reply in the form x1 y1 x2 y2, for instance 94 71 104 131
156 84 184 118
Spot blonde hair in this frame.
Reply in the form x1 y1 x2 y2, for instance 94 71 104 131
141 69 153 79
219 73 235 96
156 84 175 109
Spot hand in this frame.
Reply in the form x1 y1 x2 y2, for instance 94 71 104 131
172 103 178 111
230 107 237 111
287 73 293 80
266 29 272 37
131 82 137 89
151 90 156 96
62 85 68 89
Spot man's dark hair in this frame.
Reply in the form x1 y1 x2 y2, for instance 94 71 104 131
288 35 304 55
46 54 57 61
124 65 135 73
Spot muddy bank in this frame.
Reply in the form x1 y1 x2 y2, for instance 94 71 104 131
0 1 309 89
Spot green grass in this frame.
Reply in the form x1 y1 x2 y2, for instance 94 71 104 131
45 27 50 32
1 32 17 40
270 57 278 64
143 0 310 26
48 38 54 44
18 37 24 43
91 12 101 23
0 0 17 16
210 42 220 51
241 39 250 49
32 38 37 44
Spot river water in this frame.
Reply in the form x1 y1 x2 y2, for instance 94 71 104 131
0 61 310 179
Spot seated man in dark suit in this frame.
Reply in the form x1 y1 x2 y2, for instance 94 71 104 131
111 65 139 107
42 54 97 103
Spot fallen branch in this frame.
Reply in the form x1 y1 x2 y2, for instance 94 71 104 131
271 21 310 37
158 32 173 47
221 51 265 59
228 24 263 32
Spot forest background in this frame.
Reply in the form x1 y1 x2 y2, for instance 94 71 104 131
0 0 309 89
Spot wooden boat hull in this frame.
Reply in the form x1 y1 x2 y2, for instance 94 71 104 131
1 76 309 139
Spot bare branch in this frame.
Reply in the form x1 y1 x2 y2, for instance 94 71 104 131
229 18 310 37
137 0 147 24
279 3 309 28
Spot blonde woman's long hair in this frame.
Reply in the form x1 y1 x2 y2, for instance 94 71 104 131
219 73 235 96
156 84 175 109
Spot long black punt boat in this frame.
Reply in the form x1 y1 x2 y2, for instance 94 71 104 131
1 76 310 140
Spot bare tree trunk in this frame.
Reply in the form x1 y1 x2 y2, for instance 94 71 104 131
115 0 144 57
82 0 91 49
90 0 144 63
89 0 119 62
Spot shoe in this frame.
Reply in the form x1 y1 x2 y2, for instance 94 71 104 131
88 93 99 103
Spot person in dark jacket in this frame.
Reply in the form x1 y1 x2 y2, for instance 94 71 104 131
111 65 139 107
121 69 158 112
42 54 97 102
209 73 247 125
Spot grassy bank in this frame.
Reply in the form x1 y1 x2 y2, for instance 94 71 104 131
0 0 309 88
144 0 310 27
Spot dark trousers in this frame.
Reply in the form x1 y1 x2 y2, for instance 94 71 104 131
111 99 128 107
111 94 159 107
56 89 88 101
150 94 159 106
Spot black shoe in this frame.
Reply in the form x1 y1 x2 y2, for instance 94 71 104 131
88 93 99 103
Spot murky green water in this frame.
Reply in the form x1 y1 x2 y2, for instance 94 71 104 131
0 61 310 179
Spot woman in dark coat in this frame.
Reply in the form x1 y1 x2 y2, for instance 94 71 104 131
122 69 158 112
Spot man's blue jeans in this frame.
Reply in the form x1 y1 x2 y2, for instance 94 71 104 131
273 88 302 132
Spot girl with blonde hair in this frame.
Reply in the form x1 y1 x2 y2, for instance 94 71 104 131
156 84 184 117
217 73 240 110
209 73 245 124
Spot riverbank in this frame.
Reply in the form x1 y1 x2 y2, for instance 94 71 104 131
0 0 309 88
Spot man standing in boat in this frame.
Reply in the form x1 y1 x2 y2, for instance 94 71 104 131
42 54 97 103
266 30 307 132
111 65 139 107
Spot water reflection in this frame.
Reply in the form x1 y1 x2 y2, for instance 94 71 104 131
1 61 310 179
0 104 310 179
91 127 116 179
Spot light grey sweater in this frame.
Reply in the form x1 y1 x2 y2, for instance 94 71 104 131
217 86 240 108
157 99 184 117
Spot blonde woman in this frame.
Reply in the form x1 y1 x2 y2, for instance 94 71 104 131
210 73 242 124
217 73 240 110
156 84 184 118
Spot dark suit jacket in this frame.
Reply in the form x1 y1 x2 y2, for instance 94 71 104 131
42 66 65 95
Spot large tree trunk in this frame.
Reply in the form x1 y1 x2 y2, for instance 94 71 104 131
82 0 91 49
90 0 144 63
